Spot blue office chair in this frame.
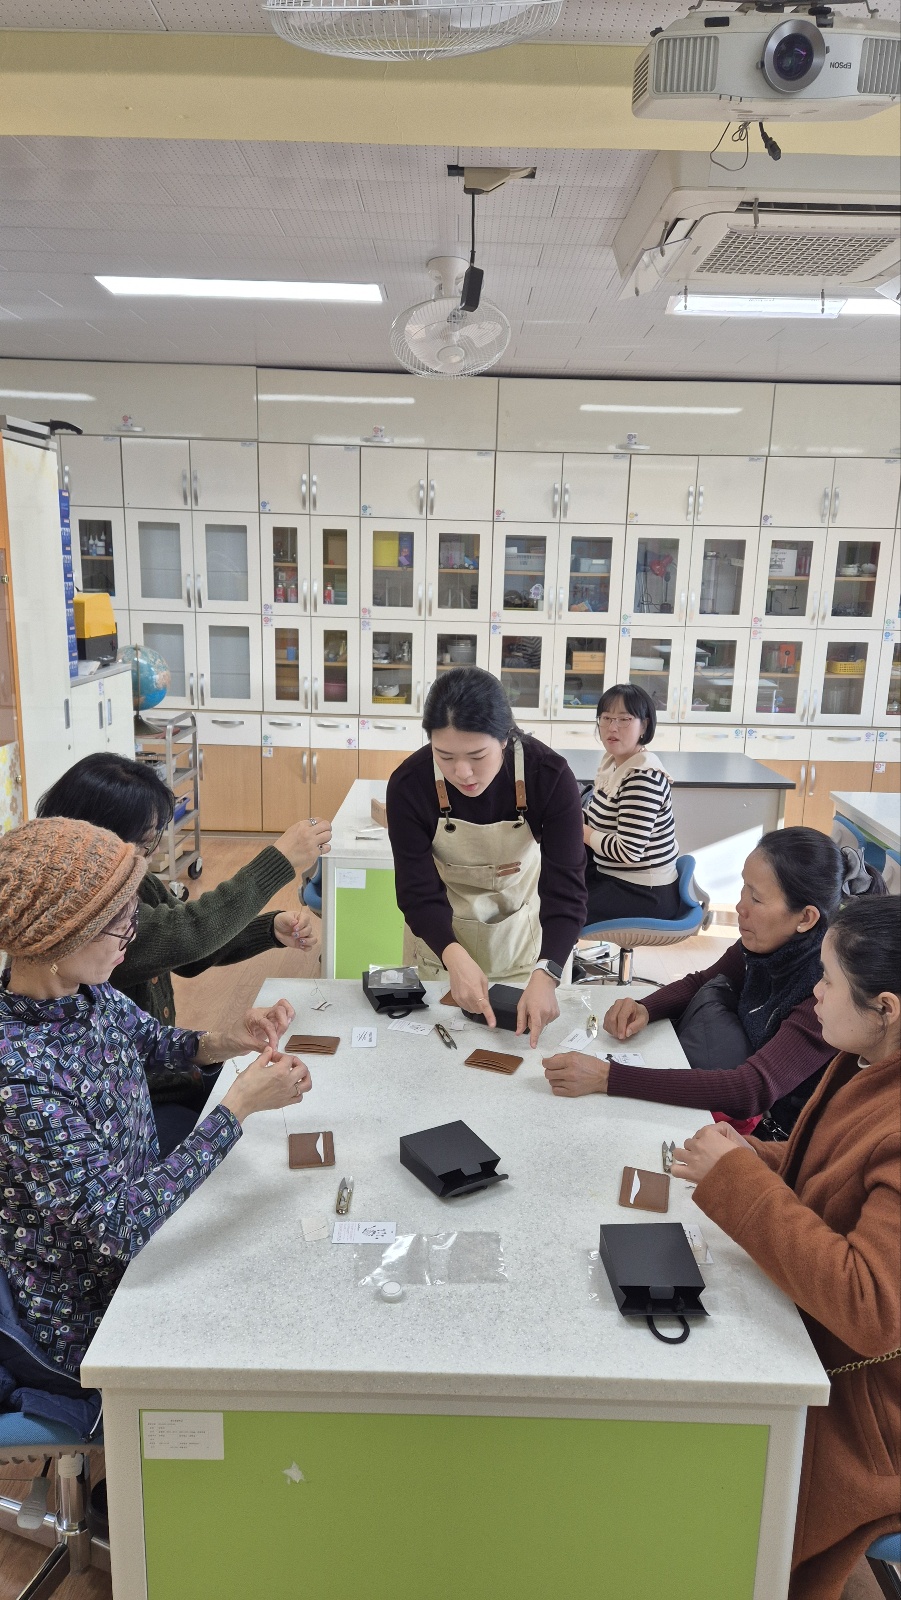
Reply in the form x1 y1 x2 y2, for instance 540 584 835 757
868 1531 901 1598
301 859 322 914
581 854 705 985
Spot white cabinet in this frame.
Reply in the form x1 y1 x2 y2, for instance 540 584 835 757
560 454 630 524
622 526 690 624
819 528 893 631
196 616 263 711
830 458 901 529
426 450 495 521
809 634 879 727
361 521 426 620
311 516 359 618
424 621 490 703
488 624 554 719
361 447 428 518
491 523 559 623
262 617 311 714
189 440 258 513
258 443 309 515
312 618 359 716
685 529 754 627
744 629 816 724
358 716 424 754
751 530 826 629
616 625 682 724
770 384 901 460
762 459 834 529
261 515 310 613
556 527 624 624
192 512 261 613
693 456 766 527
310 445 360 516
493 453 562 523
71 670 135 761
130 612 198 711
70 677 108 762
60 434 122 506
103 669 136 758
551 626 616 721
680 725 747 753
360 621 425 717
678 628 751 724
874 634 901 724
425 521 492 622
125 510 194 612
122 438 191 510
71 506 129 610
627 456 697 525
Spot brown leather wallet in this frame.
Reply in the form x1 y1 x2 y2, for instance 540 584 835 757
285 1035 340 1055
618 1167 670 1213
465 1048 523 1075
288 1131 335 1169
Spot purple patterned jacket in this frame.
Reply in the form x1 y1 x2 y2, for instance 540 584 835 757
0 976 241 1376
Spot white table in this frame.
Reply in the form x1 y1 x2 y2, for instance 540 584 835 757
830 789 900 853
84 980 826 1600
321 779 399 977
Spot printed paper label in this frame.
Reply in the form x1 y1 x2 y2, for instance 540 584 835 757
336 869 366 889
142 1412 224 1461
332 1220 396 1245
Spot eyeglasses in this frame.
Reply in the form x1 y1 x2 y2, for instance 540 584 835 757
140 828 165 859
598 714 639 728
100 905 139 951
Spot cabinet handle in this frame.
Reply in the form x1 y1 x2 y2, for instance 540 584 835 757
107 698 113 725
668 689 677 720
799 762 806 794
301 472 308 510
427 583 433 617
800 689 809 721
681 686 688 721
678 591 686 622
63 465 70 495
552 482 560 519
808 588 819 624
553 683 560 715
267 719 295 726
417 583 423 617
302 751 308 782
192 468 199 507
64 698 70 730
810 690 819 722
558 585 565 621
543 683 549 716
820 590 828 623
827 734 862 743
697 485 704 518
313 675 319 711
700 732 728 740
98 699 104 730
831 487 840 523
302 578 308 614
546 586 554 621
199 672 206 707
212 717 244 726
312 752 318 784
418 479 426 515
185 573 193 608
821 488 830 524
199 746 204 777
688 590 697 622
373 721 402 730
189 671 195 705
808 763 816 796
686 484 694 521
303 675 310 711
428 479 435 515
415 680 422 713
562 483 570 519
195 572 203 608
762 733 793 741
311 474 317 511
312 579 318 613
182 468 188 506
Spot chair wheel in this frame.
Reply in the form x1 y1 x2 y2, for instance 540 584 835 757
188 859 203 879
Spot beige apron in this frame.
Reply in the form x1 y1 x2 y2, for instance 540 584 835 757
406 737 543 985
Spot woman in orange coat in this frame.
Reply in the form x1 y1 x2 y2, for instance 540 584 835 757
673 894 900 1600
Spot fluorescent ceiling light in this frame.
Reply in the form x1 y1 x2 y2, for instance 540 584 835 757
259 394 414 405
580 403 741 415
95 276 383 304
0 389 96 401
668 293 901 319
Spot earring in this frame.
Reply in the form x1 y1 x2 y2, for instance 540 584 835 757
50 963 58 974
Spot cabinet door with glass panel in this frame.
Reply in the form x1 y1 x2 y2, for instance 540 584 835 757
555 527 623 625
493 453 562 524
684 528 754 628
752 530 826 629
129 613 198 711
616 627 682 725
260 516 310 614
192 512 260 614
622 527 690 625
874 632 901 725
425 521 491 623
677 628 751 724
262 618 312 714
487 625 554 720
309 516 359 618
125 510 194 613
818 528 893 631
311 619 359 716
551 628 615 722
360 521 426 621
195 617 263 712
744 629 816 726
808 634 879 727
72 507 129 612
490 523 559 624
424 622 489 705
360 622 425 717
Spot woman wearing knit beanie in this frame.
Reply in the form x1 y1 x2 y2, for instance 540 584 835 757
0 817 313 1380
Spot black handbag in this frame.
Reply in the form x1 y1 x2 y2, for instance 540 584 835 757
598 1222 708 1345
362 966 428 1018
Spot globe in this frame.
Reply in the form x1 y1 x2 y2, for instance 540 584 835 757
119 645 171 713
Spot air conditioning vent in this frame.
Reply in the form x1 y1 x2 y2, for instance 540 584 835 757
695 227 894 279
632 50 650 106
652 33 718 95
858 35 901 97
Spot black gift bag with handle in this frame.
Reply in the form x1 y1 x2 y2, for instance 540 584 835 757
599 1222 708 1345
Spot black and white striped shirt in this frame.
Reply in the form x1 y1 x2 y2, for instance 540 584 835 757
584 753 678 886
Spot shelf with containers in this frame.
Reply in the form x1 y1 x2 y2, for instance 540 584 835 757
490 525 559 624
360 622 425 717
70 505 130 615
677 628 751 725
622 527 690 624
487 625 554 719
752 530 825 629
360 523 426 621
555 526 624 624
744 629 816 725
424 522 492 622
808 634 880 727
817 529 893 630
550 627 616 721
617 626 683 725
424 622 490 704
874 632 901 725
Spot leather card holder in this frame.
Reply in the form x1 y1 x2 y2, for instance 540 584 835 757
618 1167 670 1213
465 1049 523 1075
286 1035 340 1055
288 1131 335 1169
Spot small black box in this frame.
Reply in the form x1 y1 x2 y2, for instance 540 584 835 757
400 1120 508 1199
598 1222 707 1320
462 982 522 1032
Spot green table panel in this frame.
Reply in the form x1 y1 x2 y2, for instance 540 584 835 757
334 868 405 978
142 1410 767 1600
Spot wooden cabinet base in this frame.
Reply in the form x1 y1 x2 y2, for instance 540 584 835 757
871 763 900 794
263 748 310 832
200 744 262 831
310 748 358 818
358 750 410 782
752 758 807 828
803 760 876 836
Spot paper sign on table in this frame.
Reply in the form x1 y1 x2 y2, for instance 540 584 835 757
352 1026 378 1048
388 1018 433 1036
336 868 366 890
605 1050 646 1067
558 1028 593 1052
332 1220 396 1245
142 1412 224 1461
301 1214 331 1242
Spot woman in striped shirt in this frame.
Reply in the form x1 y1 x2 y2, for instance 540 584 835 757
583 683 681 923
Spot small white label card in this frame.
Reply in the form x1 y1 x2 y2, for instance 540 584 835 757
558 1027 593 1052
683 1223 713 1265
301 1214 331 1242
447 1017 466 1032
142 1412 224 1461
352 1026 377 1048
388 1018 433 1036
336 868 366 890
605 1050 646 1067
332 1220 396 1245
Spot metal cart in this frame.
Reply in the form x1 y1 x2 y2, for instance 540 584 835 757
134 711 202 899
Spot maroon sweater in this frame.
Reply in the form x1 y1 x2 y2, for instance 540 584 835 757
607 941 833 1118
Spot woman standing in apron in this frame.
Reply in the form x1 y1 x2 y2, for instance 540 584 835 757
386 668 587 1046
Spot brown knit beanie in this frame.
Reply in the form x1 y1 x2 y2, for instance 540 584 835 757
0 817 146 963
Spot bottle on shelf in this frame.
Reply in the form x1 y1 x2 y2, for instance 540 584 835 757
287 577 298 604
275 570 287 603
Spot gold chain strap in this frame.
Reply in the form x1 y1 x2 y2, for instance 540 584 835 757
826 1347 901 1378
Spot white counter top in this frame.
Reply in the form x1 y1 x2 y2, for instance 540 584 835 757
830 790 900 852
329 778 392 863
83 980 827 1409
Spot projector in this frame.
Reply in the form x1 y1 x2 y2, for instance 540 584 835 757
632 5 900 121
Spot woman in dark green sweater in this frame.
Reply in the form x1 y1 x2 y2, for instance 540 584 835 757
37 754 330 1025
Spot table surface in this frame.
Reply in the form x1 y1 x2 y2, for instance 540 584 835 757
831 790 901 852
83 980 826 1409
329 778 391 863
561 750 795 790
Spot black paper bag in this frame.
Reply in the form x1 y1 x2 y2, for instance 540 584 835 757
598 1222 707 1344
363 967 428 1016
400 1120 508 1199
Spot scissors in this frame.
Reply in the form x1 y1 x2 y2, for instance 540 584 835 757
435 1023 457 1051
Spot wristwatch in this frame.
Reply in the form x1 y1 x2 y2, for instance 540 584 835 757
533 958 563 984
